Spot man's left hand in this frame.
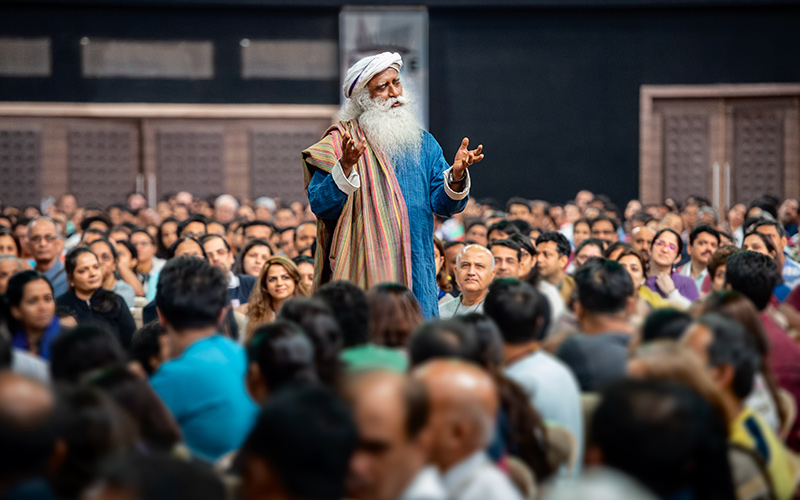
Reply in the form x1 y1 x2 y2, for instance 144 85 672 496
452 137 484 182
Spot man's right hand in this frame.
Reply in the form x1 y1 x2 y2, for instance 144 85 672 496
340 131 367 177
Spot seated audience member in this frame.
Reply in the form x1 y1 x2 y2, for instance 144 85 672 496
571 218 592 250
177 215 208 239
638 308 692 345
131 229 164 301
156 217 179 259
109 226 132 245
682 314 800 499
0 254 25 295
706 245 742 294
242 220 275 245
440 245 495 318
489 239 521 279
433 238 454 303
487 220 521 243
49 324 126 383
614 247 672 314
556 259 634 391
725 251 800 451
742 231 792 301
245 320 318 403
80 227 106 245
28 217 67 297
645 228 699 305
368 283 423 349
506 197 532 223
630 225 656 263
86 453 226 500
6 271 60 359
292 255 315 291
464 220 488 247
89 238 136 307
277 227 297 259
589 379 735 500
677 225 720 293
130 320 169 377
0 373 60 499
0 228 23 257
443 241 466 290
202 234 255 308
234 238 274 279
239 386 357 500
570 237 605 271
509 233 536 279
244 256 309 340
55 247 136 350
483 279 584 473
602 241 631 262
278 298 343 388
346 370 446 500
590 215 619 243
293 220 317 255
536 231 574 305
414 360 524 500
752 219 800 290
150 257 258 461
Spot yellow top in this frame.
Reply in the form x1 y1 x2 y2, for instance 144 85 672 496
638 285 671 309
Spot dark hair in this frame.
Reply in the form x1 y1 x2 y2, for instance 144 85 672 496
508 218 532 236
315 280 369 348
49 324 127 383
488 238 522 262
641 309 692 344
167 237 207 260
535 231 570 257
509 233 536 257
574 259 633 314
367 283 423 348
505 197 531 213
92 453 225 500
5 271 54 333
64 247 123 316
590 214 619 232
292 255 315 267
80 215 112 233
750 217 785 238
696 313 759 400
177 215 208 238
433 238 453 293
443 240 466 252
724 251 781 311
156 217 178 259
89 237 119 263
247 320 318 394
200 233 231 252
464 218 486 234
0 227 22 257
408 319 478 368
488 220 521 239
85 367 182 453
234 238 274 275
129 228 155 245
743 231 777 257
591 379 734 500
575 237 606 257
602 241 632 259
706 245 742 280
130 321 167 376
278 298 343 389
652 228 684 257
484 279 550 344
156 257 228 329
240 385 357 500
116 240 138 264
614 247 648 279
573 218 592 232
689 224 720 246
81 228 107 242
242 220 274 235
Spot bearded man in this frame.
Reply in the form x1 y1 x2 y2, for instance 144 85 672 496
303 52 484 317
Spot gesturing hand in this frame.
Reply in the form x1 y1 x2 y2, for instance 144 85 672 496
340 131 367 177
452 137 484 181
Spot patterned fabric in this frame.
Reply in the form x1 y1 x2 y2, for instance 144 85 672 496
303 120 413 290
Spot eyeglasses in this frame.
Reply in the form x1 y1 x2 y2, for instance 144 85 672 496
30 234 58 243
654 240 678 252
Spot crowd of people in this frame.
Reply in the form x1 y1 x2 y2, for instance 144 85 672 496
1 187 800 499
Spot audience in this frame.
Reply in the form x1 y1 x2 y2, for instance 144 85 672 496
244 255 309 339
28 218 67 297
439 245 495 318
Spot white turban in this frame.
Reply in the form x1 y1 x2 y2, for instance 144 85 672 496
342 52 403 99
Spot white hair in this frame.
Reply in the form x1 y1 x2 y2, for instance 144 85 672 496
214 194 239 211
455 244 495 272
28 217 62 239
339 84 422 163
0 254 24 270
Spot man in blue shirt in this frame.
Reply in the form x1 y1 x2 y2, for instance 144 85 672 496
151 257 258 461
28 218 67 297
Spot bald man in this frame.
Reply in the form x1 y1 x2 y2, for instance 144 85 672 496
346 370 445 500
0 373 59 499
414 360 523 500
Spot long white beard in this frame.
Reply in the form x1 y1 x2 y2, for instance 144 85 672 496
339 87 423 163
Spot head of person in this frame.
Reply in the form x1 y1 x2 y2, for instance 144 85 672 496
235 238 274 278
487 220 521 243
130 320 169 377
316 280 370 348
506 197 532 221
536 231 570 282
589 379 733 500
240 385 357 500
212 194 239 225
278 227 297 258
0 254 24 295
246 320 318 403
696 291 771 367
201 234 234 273
615 247 648 289
658 212 684 235
251 256 309 316
706 246 741 293
345 370 431 500
64 246 103 297
724 251 781 311
742 231 777 259
367 283 423 349
407 319 479 368
27 217 63 267
484 279 550 346
574 258 633 323
167 237 207 260
49 323 126 383
6 270 55 335
177 215 207 239
650 228 683 271
0 228 22 257
155 257 228 335
488 239 521 279
640 309 693 345
292 255 315 291
278 298 343 388
682 313 759 405
243 221 275 245
752 219 787 259
294 221 317 255
573 238 606 269
509 233 537 279
88 238 119 284
572 218 592 248
156 217 179 258
454 244 496 297
130 229 157 264
688 225 720 267
464 220 488 247
413 360 499 470
603 241 631 262
433 237 452 293
443 241 466 280
590 215 619 243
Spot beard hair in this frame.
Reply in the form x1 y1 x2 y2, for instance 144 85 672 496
339 86 423 163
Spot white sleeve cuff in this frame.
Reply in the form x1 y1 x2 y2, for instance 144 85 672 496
443 167 470 200
332 160 360 196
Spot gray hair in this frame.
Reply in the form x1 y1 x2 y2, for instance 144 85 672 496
697 206 718 224
214 194 240 211
0 254 24 270
27 216 62 240
455 244 495 272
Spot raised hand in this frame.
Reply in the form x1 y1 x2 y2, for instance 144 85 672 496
452 137 484 180
340 131 367 177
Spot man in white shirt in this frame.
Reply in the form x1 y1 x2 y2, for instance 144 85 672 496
439 245 495 318
677 224 719 293
414 360 523 500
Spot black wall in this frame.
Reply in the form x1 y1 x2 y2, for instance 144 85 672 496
2 2 800 208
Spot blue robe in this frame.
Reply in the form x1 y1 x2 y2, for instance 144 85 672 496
307 130 468 317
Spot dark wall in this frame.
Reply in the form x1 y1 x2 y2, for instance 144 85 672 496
2 2 800 208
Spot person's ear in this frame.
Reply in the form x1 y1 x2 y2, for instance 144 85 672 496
714 364 735 392
10 306 22 321
559 254 569 270
156 307 167 327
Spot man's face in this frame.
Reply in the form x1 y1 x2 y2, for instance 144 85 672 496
682 204 699 230
575 190 593 210
279 229 297 257
465 225 488 246
491 246 520 279
444 244 465 278
367 68 403 102
59 195 77 215
508 204 531 222
130 232 156 263
591 220 618 242
755 225 786 256
689 232 719 267
537 241 566 281
631 227 655 262
274 209 297 230
203 237 234 272
28 221 62 265
575 243 603 268
295 224 316 252
128 193 147 211
180 221 206 239
779 199 799 225
245 225 272 245
488 229 509 244
456 248 495 293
